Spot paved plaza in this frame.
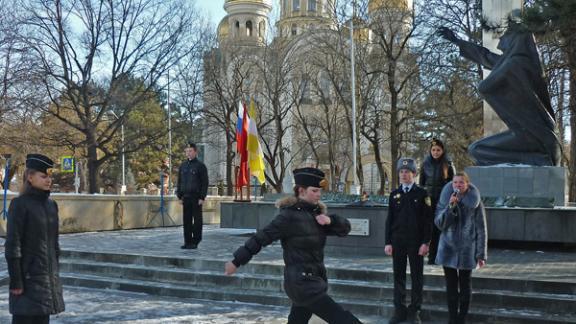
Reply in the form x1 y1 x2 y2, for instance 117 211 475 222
1 225 575 323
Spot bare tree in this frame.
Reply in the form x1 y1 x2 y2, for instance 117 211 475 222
253 41 310 193
365 1 432 187
14 0 205 193
415 0 485 168
303 23 367 191
202 46 252 195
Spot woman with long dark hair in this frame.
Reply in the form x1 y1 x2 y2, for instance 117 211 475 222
419 138 455 264
5 154 65 324
224 168 362 324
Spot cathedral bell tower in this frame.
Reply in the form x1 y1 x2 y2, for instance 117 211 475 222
218 0 272 46
276 0 336 39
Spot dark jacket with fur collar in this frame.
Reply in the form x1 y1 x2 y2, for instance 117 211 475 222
231 197 351 306
435 182 488 270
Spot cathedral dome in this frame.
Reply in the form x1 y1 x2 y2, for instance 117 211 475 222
217 17 229 41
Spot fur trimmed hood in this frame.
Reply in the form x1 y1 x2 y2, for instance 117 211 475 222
439 181 481 209
275 196 327 214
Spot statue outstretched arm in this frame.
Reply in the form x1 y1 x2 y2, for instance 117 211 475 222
437 27 501 69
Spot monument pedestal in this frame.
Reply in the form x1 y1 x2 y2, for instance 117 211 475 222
465 166 566 206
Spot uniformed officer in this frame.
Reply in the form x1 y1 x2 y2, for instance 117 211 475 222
176 141 208 249
385 158 433 324
5 154 65 324
224 168 362 324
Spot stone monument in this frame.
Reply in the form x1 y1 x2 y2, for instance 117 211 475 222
438 3 566 205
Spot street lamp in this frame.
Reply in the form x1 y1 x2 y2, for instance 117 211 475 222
109 111 126 195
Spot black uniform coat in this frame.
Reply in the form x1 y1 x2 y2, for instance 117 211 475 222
419 155 455 206
176 157 208 200
231 197 351 306
4 188 65 316
385 185 433 248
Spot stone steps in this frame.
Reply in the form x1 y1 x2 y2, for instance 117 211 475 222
59 258 576 316
58 250 576 323
0 271 8 287
60 271 574 324
60 250 576 295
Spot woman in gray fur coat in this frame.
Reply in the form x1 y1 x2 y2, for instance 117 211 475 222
435 172 487 324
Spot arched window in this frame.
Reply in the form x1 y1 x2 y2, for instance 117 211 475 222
293 0 300 11
291 24 298 36
308 0 317 12
246 21 253 37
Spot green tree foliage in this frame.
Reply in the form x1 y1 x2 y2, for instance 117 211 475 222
523 0 576 201
108 77 169 191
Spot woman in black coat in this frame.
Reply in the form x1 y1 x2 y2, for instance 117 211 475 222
4 154 65 324
419 138 455 264
224 168 362 324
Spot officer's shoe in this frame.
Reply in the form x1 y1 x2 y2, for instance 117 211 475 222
407 310 422 324
389 311 407 324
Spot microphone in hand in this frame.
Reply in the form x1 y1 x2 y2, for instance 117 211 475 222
449 189 460 209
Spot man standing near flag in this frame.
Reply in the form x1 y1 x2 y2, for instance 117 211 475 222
177 141 208 249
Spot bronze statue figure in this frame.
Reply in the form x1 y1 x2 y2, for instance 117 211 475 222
437 24 561 166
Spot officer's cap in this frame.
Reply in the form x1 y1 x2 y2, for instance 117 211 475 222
293 167 328 189
397 158 417 174
26 154 54 174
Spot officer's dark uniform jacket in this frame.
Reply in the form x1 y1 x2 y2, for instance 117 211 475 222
176 157 208 200
231 197 351 306
4 188 65 316
419 155 455 205
385 185 433 247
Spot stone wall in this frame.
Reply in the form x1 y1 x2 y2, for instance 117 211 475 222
221 201 576 252
0 195 234 236
465 166 566 206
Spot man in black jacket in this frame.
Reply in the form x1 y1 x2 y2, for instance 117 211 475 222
176 141 208 249
385 158 433 324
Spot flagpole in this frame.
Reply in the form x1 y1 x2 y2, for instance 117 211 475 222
350 1 360 195
167 70 172 193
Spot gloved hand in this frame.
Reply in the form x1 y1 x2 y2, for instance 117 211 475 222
437 27 460 43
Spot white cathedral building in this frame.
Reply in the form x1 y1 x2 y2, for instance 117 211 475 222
202 0 413 194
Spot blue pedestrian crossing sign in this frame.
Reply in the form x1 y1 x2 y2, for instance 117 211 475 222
61 156 75 173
